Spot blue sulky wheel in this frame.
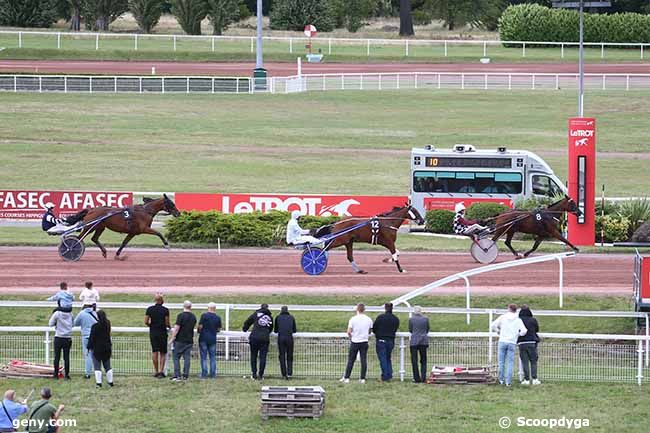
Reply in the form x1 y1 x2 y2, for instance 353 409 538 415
301 247 329 276
58 236 85 262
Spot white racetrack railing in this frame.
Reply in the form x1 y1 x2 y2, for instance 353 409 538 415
0 327 647 384
0 30 648 59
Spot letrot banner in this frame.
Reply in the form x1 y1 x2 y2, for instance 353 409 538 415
175 193 408 217
0 190 133 220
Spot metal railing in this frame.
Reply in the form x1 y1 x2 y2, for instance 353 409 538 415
0 75 251 94
0 30 648 60
0 327 646 384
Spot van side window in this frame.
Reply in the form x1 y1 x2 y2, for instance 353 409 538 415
532 175 562 197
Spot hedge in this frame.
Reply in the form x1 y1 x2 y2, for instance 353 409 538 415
165 211 339 247
425 209 454 234
499 4 650 44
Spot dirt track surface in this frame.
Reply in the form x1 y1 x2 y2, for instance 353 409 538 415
0 247 632 297
0 60 649 76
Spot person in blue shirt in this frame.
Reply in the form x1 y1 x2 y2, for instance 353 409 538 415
0 389 28 432
198 303 222 379
46 282 74 313
74 305 99 379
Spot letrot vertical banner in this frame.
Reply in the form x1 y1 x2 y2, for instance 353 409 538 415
567 118 596 246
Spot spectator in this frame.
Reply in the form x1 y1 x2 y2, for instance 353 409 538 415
26 388 64 433
78 281 100 310
274 306 297 380
372 303 400 382
408 306 430 383
242 303 273 380
46 282 73 313
48 308 73 380
73 304 98 379
145 294 170 378
169 300 197 381
198 302 222 379
87 310 113 388
491 304 527 386
0 389 28 433
518 305 541 386
340 303 373 384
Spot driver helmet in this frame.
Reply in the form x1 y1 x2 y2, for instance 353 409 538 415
44 202 55 210
290 210 302 220
454 202 466 213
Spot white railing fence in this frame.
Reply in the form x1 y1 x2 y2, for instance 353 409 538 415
0 327 646 384
0 30 649 60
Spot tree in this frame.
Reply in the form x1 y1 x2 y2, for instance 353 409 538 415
0 0 58 27
129 0 163 33
427 0 499 31
269 0 335 32
81 0 129 31
331 0 377 32
399 0 414 35
204 0 239 35
172 0 207 34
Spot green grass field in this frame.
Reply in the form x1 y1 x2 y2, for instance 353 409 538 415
1 90 649 197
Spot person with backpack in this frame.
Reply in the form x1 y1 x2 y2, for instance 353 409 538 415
242 303 273 380
518 305 541 385
87 310 113 388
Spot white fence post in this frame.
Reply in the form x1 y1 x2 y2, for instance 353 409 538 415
601 43 604 59
561 43 564 58
57 32 61 49
414 73 418 89
95 33 99 50
558 256 564 308
134 34 138 50
173 35 177 51
641 44 644 60
114 77 117 93
437 73 441 90
444 40 448 57
18 31 22 48
211 37 215 52
488 311 494 366
213 77 216 94
359 74 363 90
44 330 50 365
405 40 409 56
89 76 93 94
139 77 142 93
508 74 512 90
532 74 535 90
396 74 400 89
637 341 643 386
289 37 292 54
39 76 42 93
322 75 326 91
64 76 67 93
186 77 189 94
483 41 487 57
602 75 606 90
399 336 405 382
555 74 559 90
378 74 382 90
462 276 471 324
250 37 254 53
328 38 332 55
162 77 165 94
366 39 370 56
522 42 526 57
341 75 344 90
225 304 230 360
626 74 630 91
461 73 465 90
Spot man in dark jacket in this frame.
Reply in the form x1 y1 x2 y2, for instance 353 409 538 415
518 305 541 385
169 300 197 381
408 306 430 383
243 303 273 380
372 303 400 381
274 306 297 380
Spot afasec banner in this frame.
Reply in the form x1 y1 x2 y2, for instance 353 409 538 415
0 190 133 220
176 193 407 216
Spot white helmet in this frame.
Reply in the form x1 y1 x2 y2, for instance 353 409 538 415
44 202 55 210
291 210 301 220
454 202 466 213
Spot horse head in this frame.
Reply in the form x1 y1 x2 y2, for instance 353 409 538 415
163 194 181 217
563 195 583 217
405 203 425 225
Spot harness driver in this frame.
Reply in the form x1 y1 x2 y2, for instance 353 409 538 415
453 202 487 239
286 210 321 245
41 203 76 235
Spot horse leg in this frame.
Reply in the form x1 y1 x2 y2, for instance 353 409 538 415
115 234 135 260
90 226 108 259
142 227 170 249
384 241 405 273
547 227 580 253
523 237 543 257
503 229 521 258
346 241 366 274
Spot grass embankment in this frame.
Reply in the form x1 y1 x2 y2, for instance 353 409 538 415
1 91 649 197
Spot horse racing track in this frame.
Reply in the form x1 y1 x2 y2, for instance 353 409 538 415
0 247 631 296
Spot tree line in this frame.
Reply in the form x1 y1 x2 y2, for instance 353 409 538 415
0 0 648 36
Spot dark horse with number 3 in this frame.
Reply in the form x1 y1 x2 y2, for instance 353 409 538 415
67 194 181 260
314 204 425 274
491 195 582 258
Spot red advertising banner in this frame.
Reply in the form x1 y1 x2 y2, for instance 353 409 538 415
567 117 596 246
0 190 133 220
423 197 513 211
176 193 407 217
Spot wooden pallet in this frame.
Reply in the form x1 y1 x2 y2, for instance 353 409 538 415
0 360 61 378
261 386 325 420
427 366 496 385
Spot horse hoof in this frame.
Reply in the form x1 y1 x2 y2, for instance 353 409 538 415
114 255 127 261
382 258 391 263
101 252 107 259
573 248 580 253
356 270 368 275
164 244 171 250
400 269 408 274
515 255 522 260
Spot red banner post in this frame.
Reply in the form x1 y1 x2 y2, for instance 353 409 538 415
567 118 596 246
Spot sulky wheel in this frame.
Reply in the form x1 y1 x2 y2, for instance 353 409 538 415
470 238 498 264
301 247 329 276
58 236 85 262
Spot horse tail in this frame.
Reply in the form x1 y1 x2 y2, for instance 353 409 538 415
65 209 89 225
314 225 332 238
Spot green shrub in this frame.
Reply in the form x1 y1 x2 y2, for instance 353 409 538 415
595 215 630 243
0 0 58 27
466 202 510 222
412 9 432 26
595 199 621 218
498 4 650 44
165 211 340 247
269 0 335 32
425 209 454 234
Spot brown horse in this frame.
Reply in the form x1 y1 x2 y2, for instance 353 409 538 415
491 195 582 258
67 194 180 260
315 204 425 274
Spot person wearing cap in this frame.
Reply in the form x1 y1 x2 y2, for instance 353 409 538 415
285 210 320 245
0 389 28 432
408 306 430 383
452 202 486 238
198 302 222 379
26 388 64 433
40 203 70 235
